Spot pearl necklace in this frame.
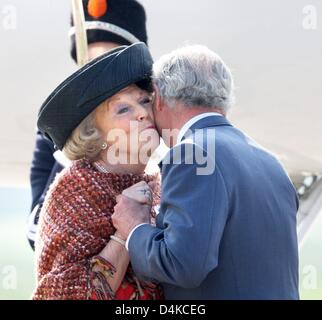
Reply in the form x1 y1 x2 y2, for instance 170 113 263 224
93 160 109 173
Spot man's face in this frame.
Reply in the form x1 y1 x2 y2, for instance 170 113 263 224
151 97 162 136
151 98 179 148
151 86 171 137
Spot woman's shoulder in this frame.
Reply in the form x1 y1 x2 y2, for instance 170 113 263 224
46 159 113 201
40 159 115 228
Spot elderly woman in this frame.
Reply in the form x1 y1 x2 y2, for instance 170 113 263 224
32 43 163 300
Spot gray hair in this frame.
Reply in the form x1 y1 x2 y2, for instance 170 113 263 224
153 45 235 112
63 111 103 161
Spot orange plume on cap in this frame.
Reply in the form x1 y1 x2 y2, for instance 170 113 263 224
88 0 108 19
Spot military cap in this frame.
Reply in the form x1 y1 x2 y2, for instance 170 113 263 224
70 0 148 62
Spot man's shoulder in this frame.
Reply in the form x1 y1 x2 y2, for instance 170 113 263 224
160 132 218 178
162 140 206 165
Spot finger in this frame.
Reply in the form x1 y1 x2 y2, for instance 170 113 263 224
115 194 122 203
121 182 147 195
120 194 140 204
122 190 147 204
148 181 157 192
132 181 148 188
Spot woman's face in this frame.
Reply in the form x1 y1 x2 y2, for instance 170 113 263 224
94 84 160 165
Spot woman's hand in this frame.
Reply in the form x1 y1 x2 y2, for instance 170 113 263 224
112 181 156 240
121 181 154 206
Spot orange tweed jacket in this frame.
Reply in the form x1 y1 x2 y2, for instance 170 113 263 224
32 159 163 300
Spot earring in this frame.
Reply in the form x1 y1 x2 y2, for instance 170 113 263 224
101 142 108 150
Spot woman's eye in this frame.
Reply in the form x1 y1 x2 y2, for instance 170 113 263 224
117 106 129 114
140 97 152 105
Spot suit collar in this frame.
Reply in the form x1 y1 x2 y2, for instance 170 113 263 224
158 114 232 170
179 114 232 142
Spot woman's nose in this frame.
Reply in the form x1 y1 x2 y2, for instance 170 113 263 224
137 105 149 121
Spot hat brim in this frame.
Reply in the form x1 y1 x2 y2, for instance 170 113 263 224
37 42 153 151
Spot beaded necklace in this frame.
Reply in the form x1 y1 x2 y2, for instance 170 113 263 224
93 160 109 173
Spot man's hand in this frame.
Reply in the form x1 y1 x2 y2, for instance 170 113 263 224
112 193 151 241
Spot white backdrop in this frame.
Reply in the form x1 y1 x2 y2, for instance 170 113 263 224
0 0 321 186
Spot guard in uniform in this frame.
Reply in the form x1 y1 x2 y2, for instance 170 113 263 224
27 0 149 249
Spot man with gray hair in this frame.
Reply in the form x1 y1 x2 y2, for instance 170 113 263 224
112 45 299 299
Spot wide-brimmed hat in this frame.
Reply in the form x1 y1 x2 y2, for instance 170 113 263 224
70 0 148 62
37 42 153 151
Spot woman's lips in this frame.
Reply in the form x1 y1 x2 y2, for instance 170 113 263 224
144 125 156 130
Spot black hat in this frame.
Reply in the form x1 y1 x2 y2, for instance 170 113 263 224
70 0 148 62
38 42 153 151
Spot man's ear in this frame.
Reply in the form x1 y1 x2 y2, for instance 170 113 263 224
153 84 163 112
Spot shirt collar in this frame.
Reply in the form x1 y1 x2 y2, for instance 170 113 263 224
177 112 223 144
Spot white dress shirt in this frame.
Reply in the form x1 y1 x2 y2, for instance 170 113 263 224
176 112 222 144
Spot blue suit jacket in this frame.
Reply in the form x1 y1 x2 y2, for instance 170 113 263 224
128 116 299 299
